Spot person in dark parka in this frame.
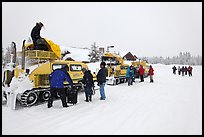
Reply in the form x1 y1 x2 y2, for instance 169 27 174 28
184 66 188 75
172 66 177 74
97 62 108 100
181 66 185 76
81 68 94 102
187 65 193 76
48 65 73 108
31 22 44 50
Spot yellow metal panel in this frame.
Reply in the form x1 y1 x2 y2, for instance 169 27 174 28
44 38 61 59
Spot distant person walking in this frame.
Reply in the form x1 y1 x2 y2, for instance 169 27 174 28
187 66 193 76
148 65 154 83
181 66 185 76
96 62 108 100
172 66 177 74
81 68 94 102
48 65 73 108
184 66 188 75
178 66 181 75
138 65 145 82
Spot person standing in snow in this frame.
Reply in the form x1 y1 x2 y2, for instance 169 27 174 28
126 65 134 86
184 66 188 75
81 68 94 102
138 65 145 82
172 66 177 74
96 62 108 100
178 66 181 75
48 65 73 108
181 66 185 76
187 65 193 76
148 65 154 83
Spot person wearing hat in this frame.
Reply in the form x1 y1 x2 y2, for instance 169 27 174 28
96 62 108 100
31 22 44 50
81 68 94 102
48 65 73 108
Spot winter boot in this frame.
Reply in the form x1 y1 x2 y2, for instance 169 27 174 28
89 95 92 102
85 96 89 102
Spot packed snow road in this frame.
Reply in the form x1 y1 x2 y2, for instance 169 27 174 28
2 64 202 135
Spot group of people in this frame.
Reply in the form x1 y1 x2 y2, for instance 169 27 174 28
172 65 193 76
30 22 155 108
48 62 108 108
30 22 109 108
126 65 154 86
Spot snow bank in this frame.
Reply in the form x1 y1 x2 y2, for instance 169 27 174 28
61 46 90 62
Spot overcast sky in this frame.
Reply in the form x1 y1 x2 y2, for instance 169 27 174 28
2 2 202 57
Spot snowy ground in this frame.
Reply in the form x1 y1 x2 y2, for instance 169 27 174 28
2 64 202 135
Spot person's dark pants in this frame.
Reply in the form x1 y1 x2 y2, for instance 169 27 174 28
128 76 133 86
150 75 154 83
48 88 67 108
189 72 192 76
85 86 93 102
140 75 144 82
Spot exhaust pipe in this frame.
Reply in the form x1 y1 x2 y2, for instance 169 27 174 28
22 40 26 69
11 42 17 64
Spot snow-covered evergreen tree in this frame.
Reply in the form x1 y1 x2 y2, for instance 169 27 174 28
4 46 11 64
88 42 100 63
2 47 5 67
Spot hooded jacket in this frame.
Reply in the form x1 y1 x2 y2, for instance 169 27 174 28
49 69 73 88
126 67 135 78
82 70 94 87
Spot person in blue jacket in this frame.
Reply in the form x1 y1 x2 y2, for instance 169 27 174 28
126 65 135 86
48 65 73 108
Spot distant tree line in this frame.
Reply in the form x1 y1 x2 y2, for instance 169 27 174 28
141 52 202 65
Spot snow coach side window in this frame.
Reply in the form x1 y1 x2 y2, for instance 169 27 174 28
52 64 69 71
120 66 124 69
70 65 82 71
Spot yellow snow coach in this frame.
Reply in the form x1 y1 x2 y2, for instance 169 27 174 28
3 38 96 108
131 59 150 78
101 52 129 85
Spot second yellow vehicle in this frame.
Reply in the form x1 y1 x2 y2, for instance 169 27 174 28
101 52 129 85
